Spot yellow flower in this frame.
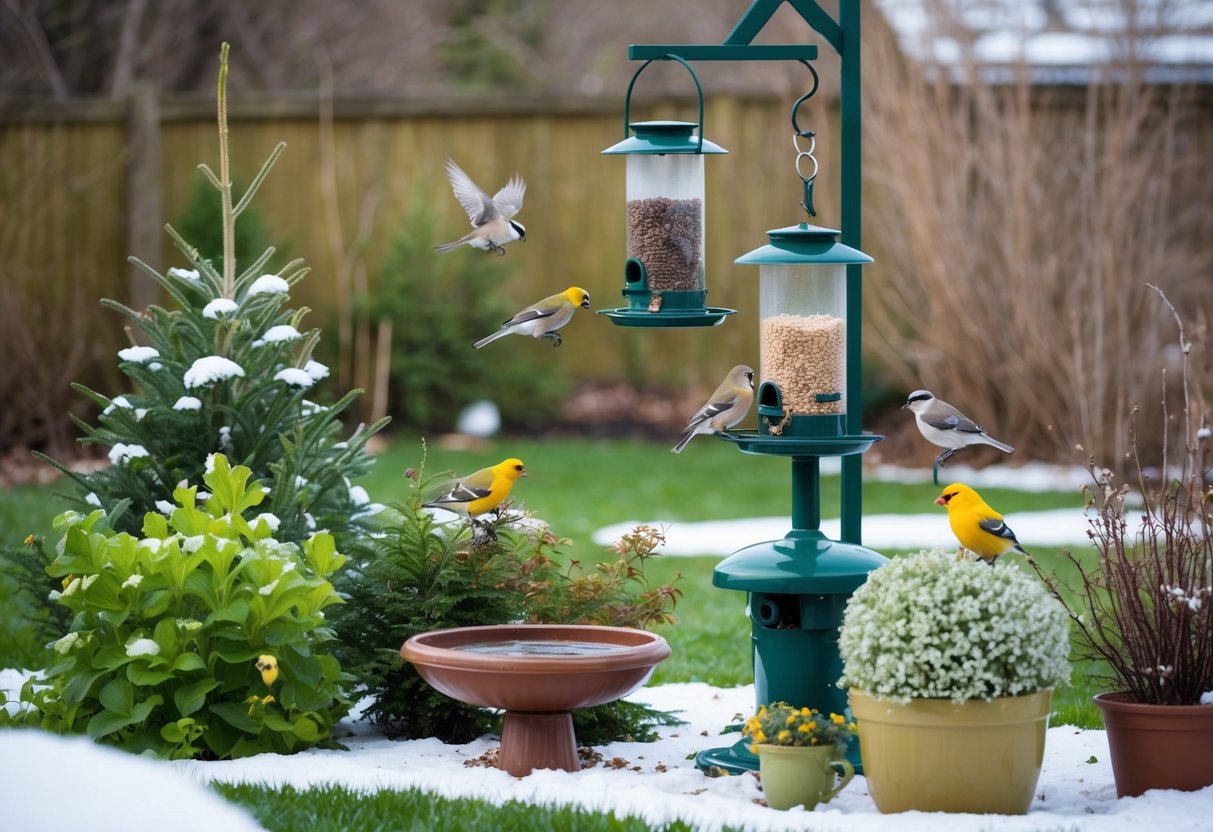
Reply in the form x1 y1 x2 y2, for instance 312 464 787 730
786 714 797 726
811 737 819 744
797 723 811 734
800 707 811 716
830 713 846 725
807 721 816 731
753 730 766 743
848 722 857 731
777 729 792 742
255 654 279 687
24 534 35 546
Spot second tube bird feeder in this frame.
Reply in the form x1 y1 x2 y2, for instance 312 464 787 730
599 56 734 327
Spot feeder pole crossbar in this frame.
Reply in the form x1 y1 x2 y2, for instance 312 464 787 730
626 0 866 545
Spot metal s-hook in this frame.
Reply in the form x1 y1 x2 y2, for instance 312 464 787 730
790 60 820 218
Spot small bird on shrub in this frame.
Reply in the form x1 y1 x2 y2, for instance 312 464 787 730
434 158 526 256
423 458 527 518
903 390 1014 467
936 483 1032 564
672 365 755 454
472 287 590 349
255 654 279 687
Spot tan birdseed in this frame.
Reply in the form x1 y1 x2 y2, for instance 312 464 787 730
626 197 702 291
760 313 846 414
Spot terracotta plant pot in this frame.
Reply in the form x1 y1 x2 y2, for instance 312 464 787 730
756 744 854 810
849 688 1052 814
1093 692 1213 797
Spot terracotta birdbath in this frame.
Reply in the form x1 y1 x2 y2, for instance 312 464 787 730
401 624 671 776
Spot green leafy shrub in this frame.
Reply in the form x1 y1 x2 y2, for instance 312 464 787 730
335 457 683 745
3 455 350 759
367 196 568 433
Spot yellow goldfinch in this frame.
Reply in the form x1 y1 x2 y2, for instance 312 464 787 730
672 365 755 454
936 482 1032 564
423 458 527 518
473 287 590 349
255 654 279 687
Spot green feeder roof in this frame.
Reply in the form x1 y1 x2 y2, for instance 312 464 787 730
602 121 728 155
735 223 873 266
714 533 888 594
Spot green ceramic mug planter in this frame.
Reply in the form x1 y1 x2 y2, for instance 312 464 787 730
756 744 854 810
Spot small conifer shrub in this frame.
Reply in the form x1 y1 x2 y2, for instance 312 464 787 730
39 43 386 549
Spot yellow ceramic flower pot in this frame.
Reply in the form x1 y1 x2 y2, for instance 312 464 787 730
849 688 1052 814
755 744 854 810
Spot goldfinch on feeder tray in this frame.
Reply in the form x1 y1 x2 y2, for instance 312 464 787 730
672 365 755 454
936 482 1032 564
472 287 590 349
423 458 527 518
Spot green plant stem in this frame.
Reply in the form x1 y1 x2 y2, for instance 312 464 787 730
217 42 235 299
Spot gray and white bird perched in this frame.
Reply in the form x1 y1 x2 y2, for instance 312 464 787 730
672 365 755 454
902 389 1014 467
434 158 526 256
472 287 590 349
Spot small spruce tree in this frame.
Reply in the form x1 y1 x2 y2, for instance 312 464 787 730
39 43 387 547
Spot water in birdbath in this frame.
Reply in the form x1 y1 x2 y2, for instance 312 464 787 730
453 640 631 657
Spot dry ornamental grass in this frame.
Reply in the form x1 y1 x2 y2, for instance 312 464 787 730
760 313 846 415
626 197 702 292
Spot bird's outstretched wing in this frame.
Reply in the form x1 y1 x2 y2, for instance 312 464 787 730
492 174 526 220
502 302 562 327
923 403 986 434
444 159 500 227
978 516 1021 544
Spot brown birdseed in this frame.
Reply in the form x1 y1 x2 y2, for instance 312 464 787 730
760 313 846 415
626 197 703 292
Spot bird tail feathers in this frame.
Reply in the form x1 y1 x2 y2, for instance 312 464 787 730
671 429 697 454
472 330 509 350
982 436 1014 454
433 239 463 254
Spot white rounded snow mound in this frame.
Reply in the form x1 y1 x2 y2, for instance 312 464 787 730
0 730 264 832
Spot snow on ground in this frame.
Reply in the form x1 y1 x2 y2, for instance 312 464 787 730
595 462 1105 556
4 668 1208 832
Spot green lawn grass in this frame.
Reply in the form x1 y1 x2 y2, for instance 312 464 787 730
214 783 706 832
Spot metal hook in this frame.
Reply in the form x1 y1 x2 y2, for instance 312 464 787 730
789 60 819 138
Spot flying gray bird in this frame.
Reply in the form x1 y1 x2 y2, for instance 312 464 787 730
434 158 526 256
902 389 1014 467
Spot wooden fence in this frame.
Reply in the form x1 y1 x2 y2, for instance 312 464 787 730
2 90 852 443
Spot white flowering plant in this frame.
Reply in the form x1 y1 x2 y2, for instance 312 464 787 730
36 44 386 550
838 550 1071 704
2 455 350 759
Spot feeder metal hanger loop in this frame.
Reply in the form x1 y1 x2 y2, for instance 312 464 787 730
790 60 820 219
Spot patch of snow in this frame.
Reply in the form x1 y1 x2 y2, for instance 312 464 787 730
304 360 329 381
274 368 313 388
0 729 263 832
184 356 245 389
108 443 149 465
173 396 203 411
118 346 160 364
261 325 301 344
247 274 289 296
167 267 201 280
202 298 239 319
